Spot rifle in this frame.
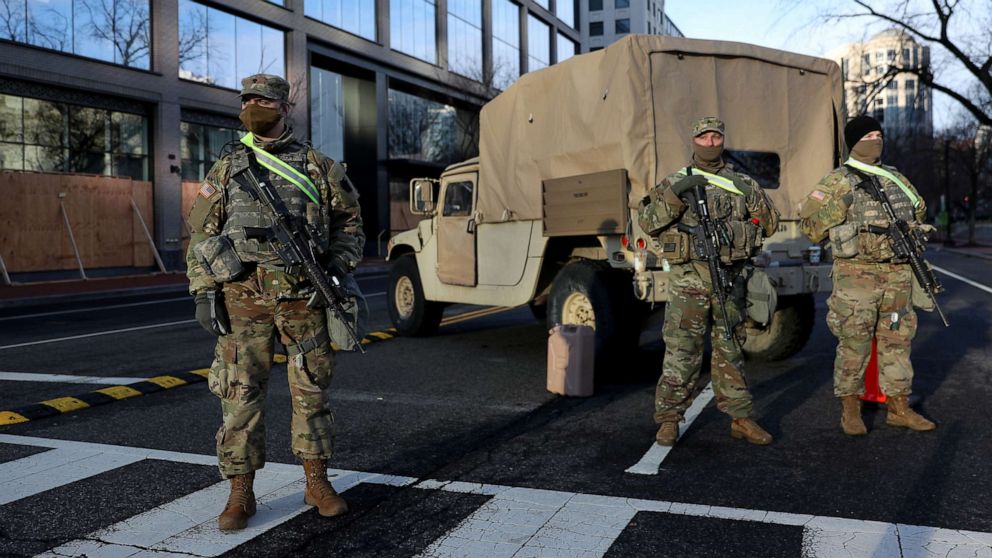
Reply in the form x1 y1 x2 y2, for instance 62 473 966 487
236 150 367 353
675 173 736 339
848 167 949 327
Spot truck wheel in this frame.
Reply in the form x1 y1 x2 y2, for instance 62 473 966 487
742 293 816 362
546 260 639 367
388 255 443 336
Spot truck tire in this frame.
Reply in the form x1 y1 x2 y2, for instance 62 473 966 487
742 293 816 362
546 259 640 367
388 255 443 336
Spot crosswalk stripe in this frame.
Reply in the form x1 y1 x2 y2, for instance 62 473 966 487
625 383 715 475
0 447 143 505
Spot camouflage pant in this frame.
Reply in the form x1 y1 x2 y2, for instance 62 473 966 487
826 260 916 398
655 261 752 423
208 270 335 478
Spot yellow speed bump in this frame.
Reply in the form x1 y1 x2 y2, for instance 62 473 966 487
40 397 90 413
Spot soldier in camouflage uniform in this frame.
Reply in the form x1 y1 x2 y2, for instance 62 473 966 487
186 74 365 530
638 117 780 446
799 115 936 436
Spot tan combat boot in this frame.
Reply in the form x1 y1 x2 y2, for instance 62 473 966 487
886 395 936 431
303 459 348 517
840 395 867 436
656 422 679 446
730 418 773 445
218 472 256 531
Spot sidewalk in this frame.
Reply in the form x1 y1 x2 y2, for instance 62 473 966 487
0 258 391 309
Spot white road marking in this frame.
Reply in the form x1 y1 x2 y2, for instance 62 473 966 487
0 447 143 505
625 383 715 475
331 389 536 414
2 434 990 558
0 372 147 384
0 297 190 322
0 319 196 351
932 265 992 296
366 291 386 297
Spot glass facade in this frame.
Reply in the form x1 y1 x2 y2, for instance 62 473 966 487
0 0 150 69
388 89 477 166
492 0 520 89
179 122 240 181
0 93 148 179
178 0 285 90
447 0 483 78
615 0 629 8
615 18 629 34
310 66 346 162
556 33 575 63
304 0 377 41
556 0 575 29
391 0 437 63
527 15 550 72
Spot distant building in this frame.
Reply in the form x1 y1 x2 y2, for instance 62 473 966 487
580 0 682 53
828 29 933 136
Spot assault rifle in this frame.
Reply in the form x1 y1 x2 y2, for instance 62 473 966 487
236 151 367 353
848 167 949 327
675 174 736 339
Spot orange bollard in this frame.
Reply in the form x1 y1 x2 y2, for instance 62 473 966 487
860 337 887 403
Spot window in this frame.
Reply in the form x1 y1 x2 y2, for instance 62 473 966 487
310 67 345 162
557 0 575 29
615 0 629 8
532 0 548 8
388 89 478 166
180 122 240 181
527 15 550 72
0 0 150 69
557 33 576 63
887 80 898 90
905 79 915 92
589 21 603 36
589 0 602 10
179 1 285 90
492 0 520 89
724 151 781 190
443 181 474 216
615 18 629 34
391 0 437 63
887 94 898 107
448 0 483 78
304 0 376 41
905 93 916 109
902 48 910 62
0 93 148 179
887 49 896 61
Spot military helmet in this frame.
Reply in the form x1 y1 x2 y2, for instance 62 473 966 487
692 116 725 137
240 74 290 102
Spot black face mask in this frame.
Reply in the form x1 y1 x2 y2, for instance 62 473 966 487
239 103 283 135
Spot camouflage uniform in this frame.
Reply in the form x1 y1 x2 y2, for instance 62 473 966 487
800 163 924 398
187 75 364 478
638 118 779 424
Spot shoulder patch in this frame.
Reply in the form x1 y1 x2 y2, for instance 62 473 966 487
809 190 826 201
198 182 218 199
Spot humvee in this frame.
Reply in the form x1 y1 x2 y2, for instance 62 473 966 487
385 35 844 362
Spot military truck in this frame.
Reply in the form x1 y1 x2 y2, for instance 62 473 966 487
385 35 844 362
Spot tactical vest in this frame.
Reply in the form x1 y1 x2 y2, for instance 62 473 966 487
842 167 917 263
221 144 331 267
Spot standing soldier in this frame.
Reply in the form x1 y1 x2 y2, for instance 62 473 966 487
186 74 365 530
799 115 936 436
638 117 780 446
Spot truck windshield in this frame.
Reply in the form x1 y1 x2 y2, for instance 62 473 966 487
724 150 781 190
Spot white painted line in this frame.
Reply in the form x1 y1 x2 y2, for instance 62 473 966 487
331 389 535 414
0 372 147 385
0 447 143 505
0 297 190 322
625 383 715 475
0 319 196 351
518 494 639 556
365 291 386 298
932 264 992 295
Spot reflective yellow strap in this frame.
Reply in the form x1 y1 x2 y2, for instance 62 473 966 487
845 158 920 207
240 134 321 204
676 167 744 196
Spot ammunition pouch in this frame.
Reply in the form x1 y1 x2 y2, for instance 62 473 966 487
857 227 897 262
744 266 777 325
724 220 762 263
656 229 691 264
828 222 860 259
193 235 246 282
325 272 370 352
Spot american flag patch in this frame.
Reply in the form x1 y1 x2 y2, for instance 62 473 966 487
809 190 826 201
198 183 217 198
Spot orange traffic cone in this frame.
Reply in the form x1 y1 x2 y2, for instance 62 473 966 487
860 337 887 404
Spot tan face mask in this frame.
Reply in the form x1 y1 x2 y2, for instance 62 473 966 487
239 103 283 136
693 144 724 162
851 138 883 164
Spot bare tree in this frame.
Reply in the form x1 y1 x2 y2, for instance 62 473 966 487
0 0 26 42
178 4 208 67
78 0 151 68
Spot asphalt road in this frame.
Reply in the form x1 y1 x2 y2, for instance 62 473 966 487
0 249 990 558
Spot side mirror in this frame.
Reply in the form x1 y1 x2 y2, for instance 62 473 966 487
409 178 437 215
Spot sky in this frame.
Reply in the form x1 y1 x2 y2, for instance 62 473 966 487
664 0 981 131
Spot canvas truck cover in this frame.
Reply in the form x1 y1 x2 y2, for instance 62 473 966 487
477 35 845 224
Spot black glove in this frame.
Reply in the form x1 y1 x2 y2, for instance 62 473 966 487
194 291 230 336
731 176 753 197
670 174 708 198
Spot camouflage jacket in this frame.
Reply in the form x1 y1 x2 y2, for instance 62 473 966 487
799 163 925 263
638 162 779 256
186 129 364 296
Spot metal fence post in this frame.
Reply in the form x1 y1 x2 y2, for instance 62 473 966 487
58 193 87 280
0 253 11 286
131 197 168 273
